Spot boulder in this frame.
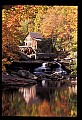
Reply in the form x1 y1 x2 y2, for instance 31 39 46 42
17 70 38 80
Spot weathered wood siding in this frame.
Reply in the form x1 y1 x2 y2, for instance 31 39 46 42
24 34 37 50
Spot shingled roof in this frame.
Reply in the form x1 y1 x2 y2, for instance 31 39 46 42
29 32 43 39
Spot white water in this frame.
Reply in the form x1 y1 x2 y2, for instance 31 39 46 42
54 60 67 75
42 62 48 68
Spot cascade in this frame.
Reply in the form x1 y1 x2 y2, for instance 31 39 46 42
42 62 48 68
54 60 67 75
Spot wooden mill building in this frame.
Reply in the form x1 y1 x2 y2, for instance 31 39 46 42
19 32 55 59
19 32 52 53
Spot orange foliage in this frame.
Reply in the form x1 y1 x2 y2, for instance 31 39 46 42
38 99 53 116
2 7 22 71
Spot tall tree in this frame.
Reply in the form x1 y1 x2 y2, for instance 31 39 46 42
40 6 77 56
2 6 23 71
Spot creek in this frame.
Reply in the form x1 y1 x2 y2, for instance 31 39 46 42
2 83 77 116
2 61 77 116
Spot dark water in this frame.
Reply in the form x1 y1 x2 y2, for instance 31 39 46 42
2 82 77 117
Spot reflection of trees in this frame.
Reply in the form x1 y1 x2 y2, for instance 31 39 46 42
50 86 77 117
38 99 53 116
36 85 77 117
2 85 77 116
2 90 26 116
68 85 77 117
51 89 70 117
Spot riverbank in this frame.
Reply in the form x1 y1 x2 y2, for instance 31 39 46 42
2 58 77 90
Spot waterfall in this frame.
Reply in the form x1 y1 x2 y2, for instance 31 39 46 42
42 62 48 68
34 62 51 74
54 60 67 75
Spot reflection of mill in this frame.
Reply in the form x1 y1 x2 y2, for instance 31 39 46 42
68 84 77 95
19 85 39 105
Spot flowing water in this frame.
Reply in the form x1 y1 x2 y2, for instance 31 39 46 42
2 82 77 117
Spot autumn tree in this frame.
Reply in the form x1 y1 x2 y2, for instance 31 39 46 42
2 5 77 74
2 6 23 71
40 6 77 54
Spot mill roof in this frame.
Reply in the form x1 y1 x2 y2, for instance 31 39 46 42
28 32 43 39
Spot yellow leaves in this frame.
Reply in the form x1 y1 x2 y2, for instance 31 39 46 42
2 58 11 64
2 11 20 71
71 31 77 43
2 58 11 72
40 6 77 40
2 65 6 72
71 110 77 117
2 9 7 20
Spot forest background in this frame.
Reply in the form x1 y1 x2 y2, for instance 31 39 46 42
2 5 77 74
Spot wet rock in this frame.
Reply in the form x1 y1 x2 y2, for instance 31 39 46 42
2 72 10 82
2 72 20 82
2 71 37 88
17 70 38 80
70 74 77 79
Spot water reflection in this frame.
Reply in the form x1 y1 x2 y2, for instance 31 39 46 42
68 85 77 95
2 83 77 116
19 85 40 105
41 80 62 88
